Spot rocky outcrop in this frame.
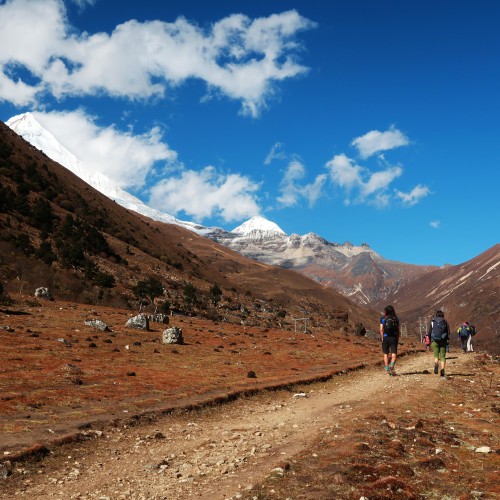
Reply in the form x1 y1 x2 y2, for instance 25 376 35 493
126 314 149 331
162 327 183 345
34 287 52 300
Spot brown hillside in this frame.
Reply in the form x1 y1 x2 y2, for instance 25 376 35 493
0 119 376 332
382 244 500 354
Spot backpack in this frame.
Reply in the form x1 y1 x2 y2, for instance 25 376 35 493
459 325 470 338
383 315 399 336
469 325 476 336
431 317 448 341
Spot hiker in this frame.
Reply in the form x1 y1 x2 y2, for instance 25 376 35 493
467 324 476 352
457 322 470 353
423 332 431 351
380 305 400 376
428 310 449 378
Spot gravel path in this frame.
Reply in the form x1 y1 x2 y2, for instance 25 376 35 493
2 351 473 499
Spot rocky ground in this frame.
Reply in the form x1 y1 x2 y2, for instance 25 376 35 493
1 349 498 499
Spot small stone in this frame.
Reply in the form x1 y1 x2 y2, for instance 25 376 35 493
475 446 491 453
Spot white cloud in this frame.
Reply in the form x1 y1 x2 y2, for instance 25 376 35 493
33 109 176 189
148 166 261 222
276 160 326 208
325 153 422 207
396 184 431 206
70 0 96 9
264 142 286 165
325 154 363 191
0 71 39 106
361 166 402 196
430 220 441 229
302 174 328 207
351 126 410 159
0 0 315 117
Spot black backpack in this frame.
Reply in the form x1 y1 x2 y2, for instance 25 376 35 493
469 325 476 336
459 325 470 338
383 316 399 336
431 317 448 341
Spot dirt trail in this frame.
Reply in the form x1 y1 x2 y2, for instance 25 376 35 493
0 352 494 499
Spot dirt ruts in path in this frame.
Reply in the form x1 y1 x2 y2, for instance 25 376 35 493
1 352 473 499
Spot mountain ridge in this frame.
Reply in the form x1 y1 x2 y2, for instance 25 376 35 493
0 117 377 334
2 113 484 307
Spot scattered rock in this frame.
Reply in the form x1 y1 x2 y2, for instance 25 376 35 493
34 287 52 300
126 314 149 331
475 446 491 453
84 319 110 331
162 327 184 345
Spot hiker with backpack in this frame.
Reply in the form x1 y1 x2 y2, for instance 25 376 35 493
467 324 476 352
428 310 449 378
457 322 471 353
423 332 431 351
380 305 400 376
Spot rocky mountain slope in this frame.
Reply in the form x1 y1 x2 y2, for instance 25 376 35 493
6 113 436 305
3 114 497 353
0 119 375 332
382 244 500 354
208 216 437 305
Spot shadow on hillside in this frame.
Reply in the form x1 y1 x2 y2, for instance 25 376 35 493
447 373 475 378
0 309 31 315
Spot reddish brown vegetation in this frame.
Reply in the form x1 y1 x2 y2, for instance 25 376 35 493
0 293 402 457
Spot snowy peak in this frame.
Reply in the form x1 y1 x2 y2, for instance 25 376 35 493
232 216 286 236
5 112 214 235
7 113 80 175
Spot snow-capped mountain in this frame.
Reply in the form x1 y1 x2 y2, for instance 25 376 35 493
6 112 434 304
5 113 213 236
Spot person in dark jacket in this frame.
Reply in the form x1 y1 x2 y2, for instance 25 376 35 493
428 310 450 378
379 305 400 376
457 322 470 353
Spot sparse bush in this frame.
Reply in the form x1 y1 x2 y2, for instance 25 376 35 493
209 283 222 306
93 271 116 289
32 198 54 232
35 241 56 266
133 277 164 306
183 282 198 307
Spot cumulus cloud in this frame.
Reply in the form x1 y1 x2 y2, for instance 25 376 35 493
0 0 315 117
325 154 363 192
148 166 261 222
276 160 326 208
351 126 410 159
395 184 431 206
430 220 441 229
33 109 176 189
326 153 408 206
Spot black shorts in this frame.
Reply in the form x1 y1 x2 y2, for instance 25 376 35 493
382 335 398 354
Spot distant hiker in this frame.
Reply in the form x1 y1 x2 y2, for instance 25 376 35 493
428 310 449 379
467 324 476 352
380 305 400 376
457 322 471 353
423 332 431 351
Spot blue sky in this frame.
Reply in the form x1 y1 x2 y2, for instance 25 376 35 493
1 0 499 266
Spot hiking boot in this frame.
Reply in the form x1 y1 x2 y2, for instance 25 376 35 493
389 362 396 376
434 363 439 374
385 365 390 375
440 369 445 377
